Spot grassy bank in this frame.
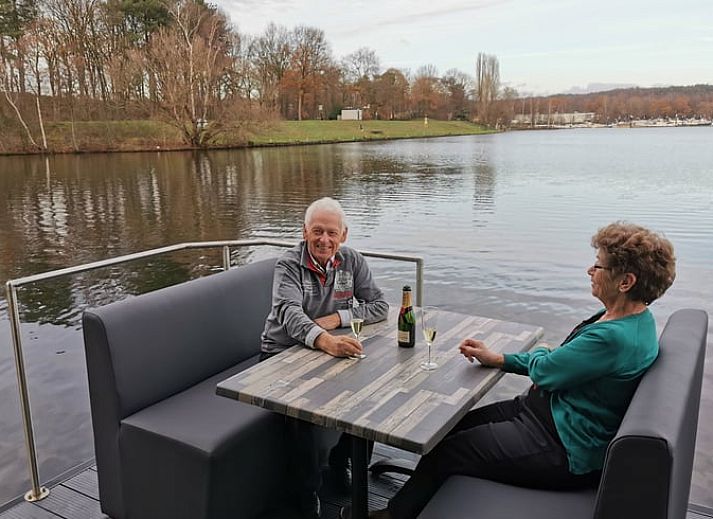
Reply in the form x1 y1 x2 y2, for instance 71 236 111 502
0 119 492 155
0 120 185 154
245 120 492 145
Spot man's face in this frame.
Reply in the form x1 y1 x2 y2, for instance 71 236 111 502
303 210 348 266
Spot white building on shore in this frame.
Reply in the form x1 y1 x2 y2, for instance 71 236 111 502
340 109 363 121
512 112 596 126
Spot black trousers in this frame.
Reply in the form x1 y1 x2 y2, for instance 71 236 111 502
288 418 375 494
388 395 600 519
260 351 374 495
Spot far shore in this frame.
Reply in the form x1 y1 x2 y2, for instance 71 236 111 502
0 120 494 157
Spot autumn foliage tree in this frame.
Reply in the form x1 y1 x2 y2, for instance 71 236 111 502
509 85 713 126
5 1 713 151
373 67 409 120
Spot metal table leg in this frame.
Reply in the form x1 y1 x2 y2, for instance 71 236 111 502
350 434 369 519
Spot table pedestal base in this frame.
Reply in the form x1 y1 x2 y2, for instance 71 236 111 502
350 434 369 519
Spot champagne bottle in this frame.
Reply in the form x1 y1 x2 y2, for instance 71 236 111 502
397 285 416 348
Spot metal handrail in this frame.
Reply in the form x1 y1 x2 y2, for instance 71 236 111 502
4 239 424 502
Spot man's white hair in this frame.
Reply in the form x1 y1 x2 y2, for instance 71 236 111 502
304 197 347 230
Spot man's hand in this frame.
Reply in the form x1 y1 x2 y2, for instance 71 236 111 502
459 338 505 368
314 313 341 331
315 332 363 358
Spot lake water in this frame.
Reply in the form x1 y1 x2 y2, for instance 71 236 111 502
1 128 712 508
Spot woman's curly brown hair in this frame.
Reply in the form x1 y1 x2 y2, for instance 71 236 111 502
592 222 676 304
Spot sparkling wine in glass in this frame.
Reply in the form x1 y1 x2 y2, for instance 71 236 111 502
349 299 366 359
350 317 364 338
420 306 439 370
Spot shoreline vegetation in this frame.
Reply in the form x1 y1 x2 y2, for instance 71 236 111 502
0 120 494 156
3 0 713 158
4 0 713 159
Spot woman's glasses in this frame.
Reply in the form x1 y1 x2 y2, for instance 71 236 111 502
591 264 611 271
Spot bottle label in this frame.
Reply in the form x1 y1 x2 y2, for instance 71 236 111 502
398 330 411 343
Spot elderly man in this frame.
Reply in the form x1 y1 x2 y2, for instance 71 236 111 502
261 197 389 518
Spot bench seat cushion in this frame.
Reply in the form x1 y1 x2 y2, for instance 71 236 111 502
418 476 597 519
121 355 271 453
119 355 289 519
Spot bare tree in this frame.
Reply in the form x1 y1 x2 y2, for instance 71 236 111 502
229 32 255 102
474 52 500 126
24 18 48 148
340 46 380 112
101 0 170 105
1 65 41 148
341 46 380 83
252 22 291 114
286 25 331 120
144 1 235 146
44 0 102 98
493 85 518 128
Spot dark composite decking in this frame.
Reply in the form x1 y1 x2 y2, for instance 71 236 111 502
1 443 712 519
0 444 414 519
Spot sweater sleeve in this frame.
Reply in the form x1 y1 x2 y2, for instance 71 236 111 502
272 258 323 348
351 252 389 324
503 347 549 376
524 328 618 391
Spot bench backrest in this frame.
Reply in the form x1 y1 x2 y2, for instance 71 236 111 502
82 258 277 519
593 308 708 519
83 257 277 418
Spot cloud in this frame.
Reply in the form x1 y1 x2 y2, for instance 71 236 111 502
504 43 646 60
337 0 513 37
224 0 291 7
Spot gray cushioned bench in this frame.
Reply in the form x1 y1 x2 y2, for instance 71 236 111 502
82 258 337 519
418 308 708 519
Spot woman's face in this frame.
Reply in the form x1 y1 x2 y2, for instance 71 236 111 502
588 250 619 304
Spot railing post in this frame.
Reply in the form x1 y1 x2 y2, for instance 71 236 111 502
415 258 424 307
5 282 49 502
222 246 231 271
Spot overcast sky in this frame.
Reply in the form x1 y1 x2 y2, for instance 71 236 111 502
214 0 713 95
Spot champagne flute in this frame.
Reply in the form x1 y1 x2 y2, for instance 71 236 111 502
420 306 439 371
349 299 366 359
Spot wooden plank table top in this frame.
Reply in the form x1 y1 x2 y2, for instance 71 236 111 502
217 308 543 456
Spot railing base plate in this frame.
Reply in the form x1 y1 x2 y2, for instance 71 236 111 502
24 487 49 502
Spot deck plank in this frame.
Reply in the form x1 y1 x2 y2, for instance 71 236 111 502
32 486 107 519
60 470 99 501
689 504 713 518
2 450 712 519
0 501 61 519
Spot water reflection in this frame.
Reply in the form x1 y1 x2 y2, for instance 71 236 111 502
1 130 712 507
473 163 496 210
5 142 495 324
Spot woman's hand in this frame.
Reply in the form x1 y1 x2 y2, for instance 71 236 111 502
459 338 505 368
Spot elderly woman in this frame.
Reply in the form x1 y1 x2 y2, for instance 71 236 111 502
377 222 676 519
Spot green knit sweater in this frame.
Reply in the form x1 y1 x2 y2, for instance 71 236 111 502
503 309 658 474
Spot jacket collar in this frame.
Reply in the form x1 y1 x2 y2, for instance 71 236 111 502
300 241 343 284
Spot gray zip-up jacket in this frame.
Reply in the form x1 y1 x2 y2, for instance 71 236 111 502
261 242 389 354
